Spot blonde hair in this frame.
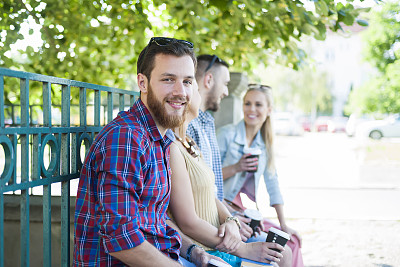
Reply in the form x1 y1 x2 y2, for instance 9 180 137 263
244 85 276 172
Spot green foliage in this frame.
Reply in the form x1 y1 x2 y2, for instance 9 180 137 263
346 1 400 115
1 0 368 106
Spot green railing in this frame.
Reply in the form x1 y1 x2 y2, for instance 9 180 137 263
0 67 139 267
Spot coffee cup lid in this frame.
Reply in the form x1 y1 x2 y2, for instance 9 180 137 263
268 227 290 240
243 147 262 155
243 209 263 220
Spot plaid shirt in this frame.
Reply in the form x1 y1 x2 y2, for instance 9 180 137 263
187 110 224 201
73 99 181 266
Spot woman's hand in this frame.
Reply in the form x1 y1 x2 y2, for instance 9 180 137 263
235 154 258 173
237 241 284 264
215 220 241 253
236 215 253 241
281 224 302 247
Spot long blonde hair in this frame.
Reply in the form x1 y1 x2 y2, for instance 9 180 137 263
244 85 275 172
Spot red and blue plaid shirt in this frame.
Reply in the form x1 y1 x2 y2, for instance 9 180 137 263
73 99 181 266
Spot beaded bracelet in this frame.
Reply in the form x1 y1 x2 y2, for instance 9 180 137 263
186 244 204 263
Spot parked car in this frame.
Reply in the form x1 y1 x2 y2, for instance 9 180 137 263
314 116 331 132
355 114 400 140
327 116 348 133
299 116 312 132
272 112 304 136
345 113 374 137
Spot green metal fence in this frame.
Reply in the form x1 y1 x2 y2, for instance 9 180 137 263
0 67 139 267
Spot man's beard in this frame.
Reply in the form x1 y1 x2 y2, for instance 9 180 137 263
206 86 220 112
147 84 188 129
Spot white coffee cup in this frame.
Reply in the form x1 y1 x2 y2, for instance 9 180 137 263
265 227 290 252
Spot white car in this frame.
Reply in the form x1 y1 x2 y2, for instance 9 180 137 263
355 114 400 140
272 112 304 136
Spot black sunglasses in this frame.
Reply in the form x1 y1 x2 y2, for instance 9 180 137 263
148 37 194 49
248 83 272 90
205 55 223 72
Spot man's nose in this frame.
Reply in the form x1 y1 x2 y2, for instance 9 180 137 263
223 87 229 97
173 82 186 96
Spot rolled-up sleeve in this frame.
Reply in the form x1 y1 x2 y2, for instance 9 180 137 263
263 170 284 206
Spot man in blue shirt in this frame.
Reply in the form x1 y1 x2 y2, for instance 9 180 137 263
187 54 230 202
187 54 257 241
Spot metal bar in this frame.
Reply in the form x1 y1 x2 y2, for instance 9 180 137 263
20 190 30 267
61 84 71 267
119 93 124 112
0 68 137 97
0 76 4 128
94 90 100 126
0 126 104 135
20 79 30 127
71 133 77 174
43 183 51 267
42 81 52 267
9 134 17 186
130 95 135 107
31 134 40 180
0 174 80 193
79 87 86 127
0 193 4 267
107 92 113 123
43 82 52 127
20 78 30 267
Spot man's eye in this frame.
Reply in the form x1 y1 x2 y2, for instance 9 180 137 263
184 80 192 85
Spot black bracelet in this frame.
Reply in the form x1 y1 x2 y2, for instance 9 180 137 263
186 244 203 263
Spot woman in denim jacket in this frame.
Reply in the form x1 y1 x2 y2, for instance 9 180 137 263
217 84 303 267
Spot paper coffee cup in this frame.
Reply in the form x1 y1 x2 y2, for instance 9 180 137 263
244 209 263 236
243 147 262 173
265 227 290 252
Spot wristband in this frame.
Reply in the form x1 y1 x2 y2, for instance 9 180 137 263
224 216 241 229
186 244 203 263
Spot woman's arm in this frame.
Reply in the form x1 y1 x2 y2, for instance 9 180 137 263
273 204 302 247
169 143 228 248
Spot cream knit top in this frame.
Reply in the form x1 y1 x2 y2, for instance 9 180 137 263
174 141 221 251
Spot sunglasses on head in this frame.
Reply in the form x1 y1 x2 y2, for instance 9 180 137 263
205 55 223 72
248 84 272 90
148 37 194 49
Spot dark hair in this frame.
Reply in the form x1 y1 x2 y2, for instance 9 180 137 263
137 37 197 81
196 54 228 80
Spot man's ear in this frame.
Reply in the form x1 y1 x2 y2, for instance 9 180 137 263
137 73 148 93
203 72 214 90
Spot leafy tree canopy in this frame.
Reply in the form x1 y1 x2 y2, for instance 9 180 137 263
1 0 368 104
346 1 400 115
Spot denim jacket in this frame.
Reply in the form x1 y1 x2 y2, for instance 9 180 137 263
217 120 284 206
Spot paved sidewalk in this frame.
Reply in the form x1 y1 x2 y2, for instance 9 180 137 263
288 218 400 267
248 133 400 267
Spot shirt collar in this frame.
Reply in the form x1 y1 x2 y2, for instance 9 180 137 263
131 99 173 143
198 110 215 123
234 120 264 147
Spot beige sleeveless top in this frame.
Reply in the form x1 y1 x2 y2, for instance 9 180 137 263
173 141 221 250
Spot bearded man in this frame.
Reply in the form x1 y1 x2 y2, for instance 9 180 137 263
73 37 223 267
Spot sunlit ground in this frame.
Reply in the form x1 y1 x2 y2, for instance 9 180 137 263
243 132 400 267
